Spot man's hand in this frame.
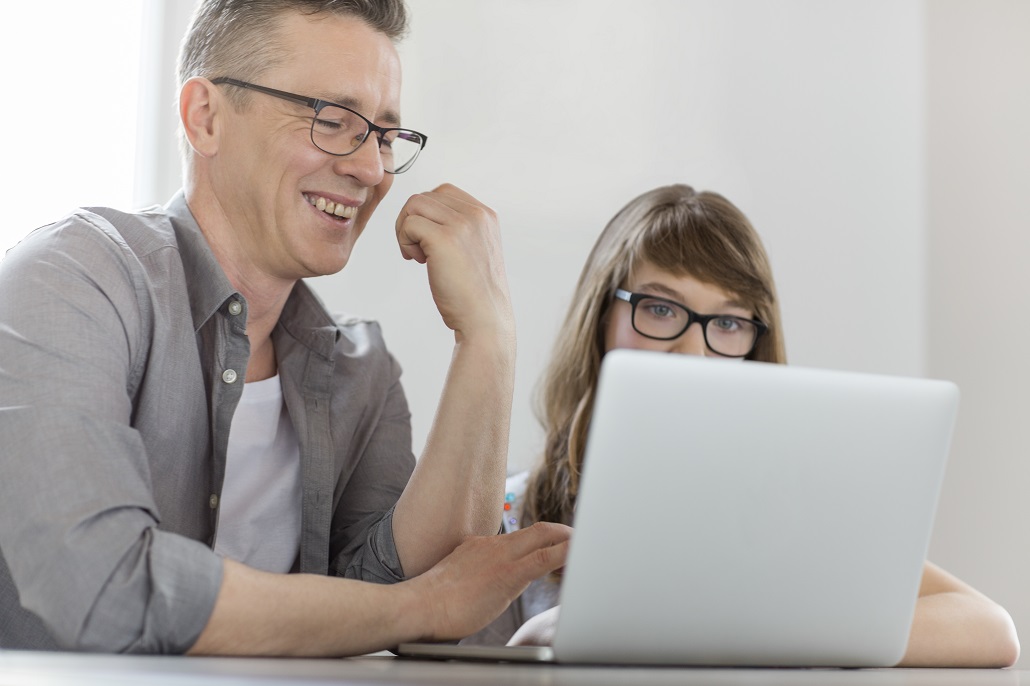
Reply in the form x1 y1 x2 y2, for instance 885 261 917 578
188 522 571 657
405 522 571 642
395 184 513 343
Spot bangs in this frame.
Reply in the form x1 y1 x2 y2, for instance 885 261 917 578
628 197 774 315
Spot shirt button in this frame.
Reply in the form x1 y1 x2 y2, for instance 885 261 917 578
227 300 243 316
209 494 219 509
222 369 238 384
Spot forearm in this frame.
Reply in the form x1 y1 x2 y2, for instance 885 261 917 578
392 332 516 576
189 559 423 656
190 523 571 657
899 591 1020 668
898 562 1020 668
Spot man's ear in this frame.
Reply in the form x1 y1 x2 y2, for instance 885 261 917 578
180 77 221 158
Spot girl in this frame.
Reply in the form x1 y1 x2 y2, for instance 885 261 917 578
469 184 1019 668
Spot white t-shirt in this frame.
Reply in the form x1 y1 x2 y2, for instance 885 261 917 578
213 374 302 573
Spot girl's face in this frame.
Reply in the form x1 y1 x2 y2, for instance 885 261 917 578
604 261 757 358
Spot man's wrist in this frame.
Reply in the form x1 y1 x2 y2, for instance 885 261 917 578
390 577 434 644
453 317 516 354
452 333 517 376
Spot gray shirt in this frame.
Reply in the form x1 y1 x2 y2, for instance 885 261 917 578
0 193 415 653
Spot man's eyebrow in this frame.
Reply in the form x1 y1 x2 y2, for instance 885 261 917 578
320 93 402 126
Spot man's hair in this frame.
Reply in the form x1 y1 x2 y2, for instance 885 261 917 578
177 0 408 93
175 0 407 161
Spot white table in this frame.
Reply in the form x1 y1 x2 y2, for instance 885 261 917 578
0 651 1025 685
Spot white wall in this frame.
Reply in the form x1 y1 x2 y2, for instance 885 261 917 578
319 0 927 473
925 0 1030 667
0 2 143 254
134 0 200 209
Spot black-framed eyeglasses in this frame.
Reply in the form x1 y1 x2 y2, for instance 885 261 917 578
210 77 428 174
614 288 767 358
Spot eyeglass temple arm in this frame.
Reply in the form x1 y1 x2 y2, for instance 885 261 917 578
210 77 316 109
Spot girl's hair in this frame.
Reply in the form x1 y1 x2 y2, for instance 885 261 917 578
525 183 786 527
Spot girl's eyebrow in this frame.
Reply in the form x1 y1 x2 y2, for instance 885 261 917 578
635 281 683 300
635 281 751 312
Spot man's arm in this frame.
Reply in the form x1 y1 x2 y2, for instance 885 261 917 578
898 560 1019 667
188 522 570 656
0 216 224 652
389 184 517 577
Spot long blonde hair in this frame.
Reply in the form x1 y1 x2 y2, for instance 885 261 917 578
525 184 786 527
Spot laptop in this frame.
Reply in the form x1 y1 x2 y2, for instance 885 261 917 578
398 349 958 667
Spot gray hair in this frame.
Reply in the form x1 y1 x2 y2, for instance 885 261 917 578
178 0 408 93
176 0 408 162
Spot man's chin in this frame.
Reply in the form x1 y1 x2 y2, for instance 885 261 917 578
307 247 354 278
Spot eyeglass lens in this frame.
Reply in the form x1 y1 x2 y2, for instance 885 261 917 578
632 296 759 357
312 105 424 173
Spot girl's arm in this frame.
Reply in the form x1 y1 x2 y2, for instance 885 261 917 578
898 561 1019 667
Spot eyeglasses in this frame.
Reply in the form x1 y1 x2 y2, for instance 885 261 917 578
210 77 428 174
614 288 767 358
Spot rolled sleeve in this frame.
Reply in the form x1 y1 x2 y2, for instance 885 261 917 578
341 507 406 584
0 405 222 653
79 530 223 653
327 334 415 583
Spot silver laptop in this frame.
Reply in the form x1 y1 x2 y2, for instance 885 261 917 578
399 349 958 666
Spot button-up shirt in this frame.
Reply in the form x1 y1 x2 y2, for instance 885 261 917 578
0 192 414 653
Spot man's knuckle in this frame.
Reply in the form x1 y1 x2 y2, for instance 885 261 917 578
531 546 555 569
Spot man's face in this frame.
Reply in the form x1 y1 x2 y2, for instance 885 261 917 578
214 12 402 281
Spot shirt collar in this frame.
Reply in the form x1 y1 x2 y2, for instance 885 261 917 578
276 281 340 361
164 191 240 332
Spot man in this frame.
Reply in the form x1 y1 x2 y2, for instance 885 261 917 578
0 0 569 655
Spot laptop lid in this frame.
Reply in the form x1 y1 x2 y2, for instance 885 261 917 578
552 350 958 667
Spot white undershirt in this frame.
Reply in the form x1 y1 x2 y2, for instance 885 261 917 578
213 374 302 573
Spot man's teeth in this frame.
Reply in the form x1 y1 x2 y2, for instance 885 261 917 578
305 194 356 219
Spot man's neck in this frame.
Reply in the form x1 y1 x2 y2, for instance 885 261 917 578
185 185 293 382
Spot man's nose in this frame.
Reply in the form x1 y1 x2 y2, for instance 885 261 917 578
333 135 386 186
